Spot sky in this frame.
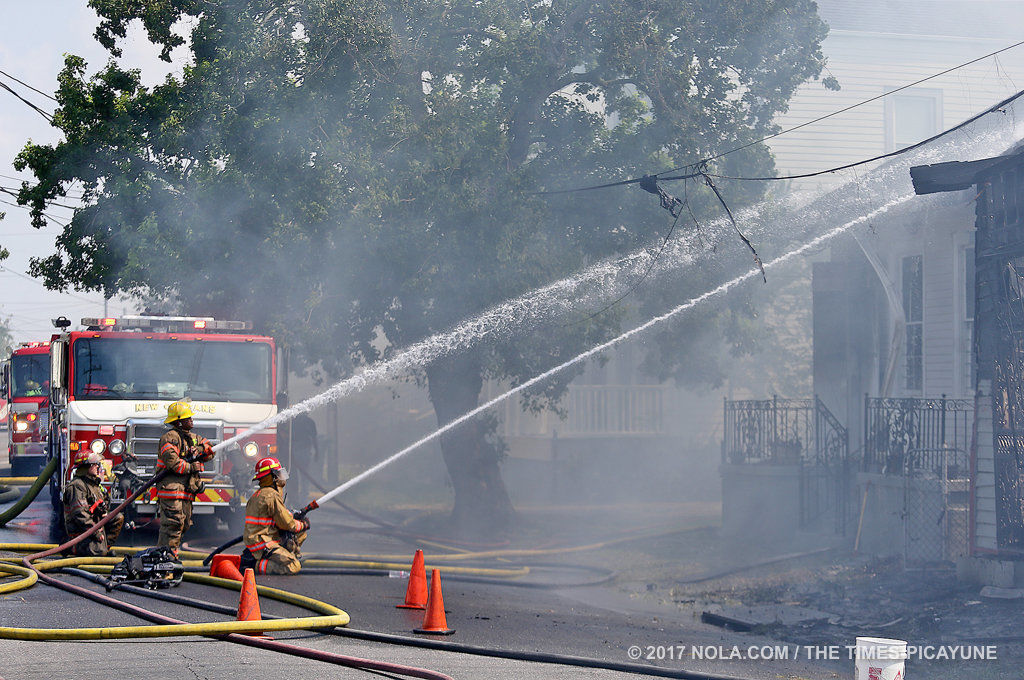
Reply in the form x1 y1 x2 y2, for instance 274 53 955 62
0 3 183 343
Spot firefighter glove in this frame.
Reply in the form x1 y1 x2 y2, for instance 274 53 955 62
297 518 310 532
190 461 205 473
200 440 215 460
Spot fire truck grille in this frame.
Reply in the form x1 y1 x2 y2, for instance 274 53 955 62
127 420 223 476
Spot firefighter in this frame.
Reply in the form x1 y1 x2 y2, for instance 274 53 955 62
63 450 123 556
240 457 310 575
156 400 215 556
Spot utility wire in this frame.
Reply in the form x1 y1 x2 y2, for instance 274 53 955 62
0 264 103 305
0 198 69 227
701 86 1024 183
0 69 57 102
539 38 1024 196
664 36 1024 174
565 74 1024 320
0 80 53 122
0 186 79 210
0 173 85 198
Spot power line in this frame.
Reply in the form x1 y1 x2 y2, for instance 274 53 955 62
0 69 57 102
698 86 1024 183
0 79 53 122
0 197 69 227
540 37 1024 196
0 173 85 198
0 186 79 210
0 264 103 305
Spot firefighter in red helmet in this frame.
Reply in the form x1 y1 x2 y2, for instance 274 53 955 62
63 450 123 556
240 456 310 574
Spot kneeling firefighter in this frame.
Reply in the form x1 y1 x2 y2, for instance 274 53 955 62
63 451 124 556
156 400 215 556
241 457 310 575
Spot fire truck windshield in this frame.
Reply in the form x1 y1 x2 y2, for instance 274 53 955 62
11 354 49 398
72 338 272 403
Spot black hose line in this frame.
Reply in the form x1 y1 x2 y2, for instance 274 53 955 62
44 568 450 680
61 567 755 680
181 565 616 589
201 534 243 566
25 471 452 680
297 568 617 590
292 461 510 549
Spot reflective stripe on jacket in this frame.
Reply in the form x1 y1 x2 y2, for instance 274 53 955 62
243 486 302 553
156 427 212 490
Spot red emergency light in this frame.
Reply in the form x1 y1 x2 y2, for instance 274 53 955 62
193 320 207 329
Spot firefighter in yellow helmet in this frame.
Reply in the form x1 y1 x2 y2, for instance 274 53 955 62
155 400 215 556
240 457 310 574
63 450 123 556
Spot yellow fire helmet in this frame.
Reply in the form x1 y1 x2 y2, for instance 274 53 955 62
164 399 195 424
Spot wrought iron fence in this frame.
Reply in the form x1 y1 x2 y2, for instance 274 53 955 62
863 395 973 476
722 396 850 532
722 396 847 466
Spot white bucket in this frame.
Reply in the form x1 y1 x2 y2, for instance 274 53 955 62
854 637 907 680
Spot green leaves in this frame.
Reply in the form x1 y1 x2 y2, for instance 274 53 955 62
20 0 829 394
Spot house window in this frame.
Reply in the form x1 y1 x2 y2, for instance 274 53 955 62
887 92 940 151
961 245 975 394
903 255 923 391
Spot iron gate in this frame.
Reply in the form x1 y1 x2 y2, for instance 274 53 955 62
976 163 1024 557
864 396 973 565
723 396 850 533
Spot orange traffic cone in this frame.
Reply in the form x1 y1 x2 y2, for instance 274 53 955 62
210 554 244 581
237 567 269 638
396 549 428 609
414 569 455 635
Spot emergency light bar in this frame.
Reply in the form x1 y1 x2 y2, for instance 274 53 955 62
81 316 252 332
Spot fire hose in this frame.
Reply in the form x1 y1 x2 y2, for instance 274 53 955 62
55 563 748 680
0 456 57 527
0 465 453 680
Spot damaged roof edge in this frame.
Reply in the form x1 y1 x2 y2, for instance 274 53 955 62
911 148 1024 195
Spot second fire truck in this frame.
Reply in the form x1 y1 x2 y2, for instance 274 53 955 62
3 341 51 476
46 316 280 531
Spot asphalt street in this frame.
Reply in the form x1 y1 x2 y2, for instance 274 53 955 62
0 430 848 680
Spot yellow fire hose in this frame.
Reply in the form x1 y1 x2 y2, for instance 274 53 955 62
0 477 41 485
0 558 349 640
0 544 529 578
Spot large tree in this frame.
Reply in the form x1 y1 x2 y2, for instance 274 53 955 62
16 0 830 533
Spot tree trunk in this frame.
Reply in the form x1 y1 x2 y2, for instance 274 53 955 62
425 353 516 536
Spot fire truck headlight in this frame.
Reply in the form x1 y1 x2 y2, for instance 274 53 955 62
90 439 106 455
108 439 125 456
14 421 29 432
243 442 259 459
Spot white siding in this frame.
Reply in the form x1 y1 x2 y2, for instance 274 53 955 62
771 32 1024 194
975 380 997 551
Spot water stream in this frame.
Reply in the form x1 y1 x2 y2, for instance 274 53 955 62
215 98 1024 472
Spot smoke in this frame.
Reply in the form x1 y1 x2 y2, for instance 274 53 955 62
218 102 1024 457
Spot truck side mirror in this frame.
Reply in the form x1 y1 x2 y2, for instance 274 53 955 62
50 340 66 405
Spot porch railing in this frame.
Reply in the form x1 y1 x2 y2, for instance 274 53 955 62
863 395 973 476
721 395 847 466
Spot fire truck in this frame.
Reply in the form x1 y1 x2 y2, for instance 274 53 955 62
46 316 280 531
2 342 51 476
